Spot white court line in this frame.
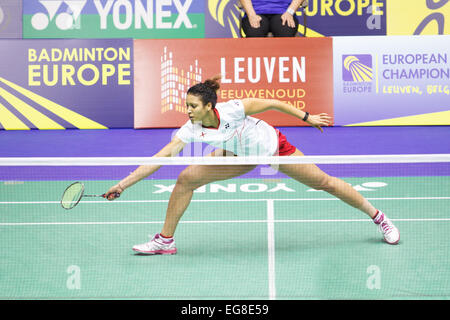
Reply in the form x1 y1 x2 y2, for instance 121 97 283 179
1 196 450 205
2 218 450 226
266 200 276 300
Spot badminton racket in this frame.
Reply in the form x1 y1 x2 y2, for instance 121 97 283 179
61 181 120 210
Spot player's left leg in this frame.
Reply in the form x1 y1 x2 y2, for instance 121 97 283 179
277 148 400 244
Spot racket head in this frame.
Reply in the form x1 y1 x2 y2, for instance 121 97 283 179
61 182 85 210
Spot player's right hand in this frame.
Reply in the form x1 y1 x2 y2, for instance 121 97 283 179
105 184 123 200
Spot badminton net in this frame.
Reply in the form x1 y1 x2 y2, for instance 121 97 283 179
0 154 450 299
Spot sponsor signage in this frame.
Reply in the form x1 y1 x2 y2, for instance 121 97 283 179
23 0 205 39
334 35 450 126
387 0 450 35
21 0 448 40
0 39 134 130
205 0 386 38
300 0 386 36
134 37 333 128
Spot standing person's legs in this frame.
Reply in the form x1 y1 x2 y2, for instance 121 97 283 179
269 14 299 37
242 14 270 37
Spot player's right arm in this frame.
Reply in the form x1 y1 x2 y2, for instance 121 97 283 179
105 136 186 200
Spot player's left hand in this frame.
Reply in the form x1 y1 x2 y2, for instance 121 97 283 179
306 113 333 133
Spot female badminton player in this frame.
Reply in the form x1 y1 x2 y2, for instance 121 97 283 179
105 76 400 254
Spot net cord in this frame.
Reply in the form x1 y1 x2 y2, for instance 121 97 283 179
0 154 449 166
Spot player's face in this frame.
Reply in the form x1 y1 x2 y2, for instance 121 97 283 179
186 94 210 124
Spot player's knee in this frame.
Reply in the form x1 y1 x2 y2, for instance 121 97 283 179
176 168 204 190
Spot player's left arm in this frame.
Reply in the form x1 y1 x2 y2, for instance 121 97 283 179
242 98 332 132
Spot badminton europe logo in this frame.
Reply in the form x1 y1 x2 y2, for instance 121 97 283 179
342 55 373 82
31 0 86 30
341 54 373 94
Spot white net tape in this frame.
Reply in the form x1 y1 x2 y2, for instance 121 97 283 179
0 154 449 166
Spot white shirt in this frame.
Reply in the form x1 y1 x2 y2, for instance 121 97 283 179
176 99 278 156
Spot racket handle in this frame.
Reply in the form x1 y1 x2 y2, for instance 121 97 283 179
102 192 121 199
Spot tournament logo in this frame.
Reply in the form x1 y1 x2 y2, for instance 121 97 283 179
342 54 373 82
160 46 203 114
341 54 373 94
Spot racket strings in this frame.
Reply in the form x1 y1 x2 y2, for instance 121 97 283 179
61 182 84 210
60 182 114 210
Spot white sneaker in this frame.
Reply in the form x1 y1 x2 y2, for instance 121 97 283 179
374 212 400 245
132 234 177 255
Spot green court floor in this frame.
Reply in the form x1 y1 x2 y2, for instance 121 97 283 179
1 176 449 299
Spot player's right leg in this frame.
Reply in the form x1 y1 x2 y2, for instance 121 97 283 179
132 149 256 254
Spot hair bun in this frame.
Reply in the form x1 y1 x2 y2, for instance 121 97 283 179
204 75 221 92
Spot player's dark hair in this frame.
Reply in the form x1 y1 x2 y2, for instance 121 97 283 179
187 75 221 109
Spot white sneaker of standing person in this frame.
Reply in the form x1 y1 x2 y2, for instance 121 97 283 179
373 211 400 245
132 233 177 255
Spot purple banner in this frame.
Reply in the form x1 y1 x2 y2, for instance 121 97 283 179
0 0 22 38
0 39 134 130
302 0 386 36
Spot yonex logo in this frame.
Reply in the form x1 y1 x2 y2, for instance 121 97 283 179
342 54 373 82
31 0 87 31
152 181 388 194
31 0 194 31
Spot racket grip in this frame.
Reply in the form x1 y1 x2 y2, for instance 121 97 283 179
102 192 121 199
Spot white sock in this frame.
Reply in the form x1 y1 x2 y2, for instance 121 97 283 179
373 210 385 224
159 233 173 243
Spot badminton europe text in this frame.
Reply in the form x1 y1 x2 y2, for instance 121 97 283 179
27 47 132 87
